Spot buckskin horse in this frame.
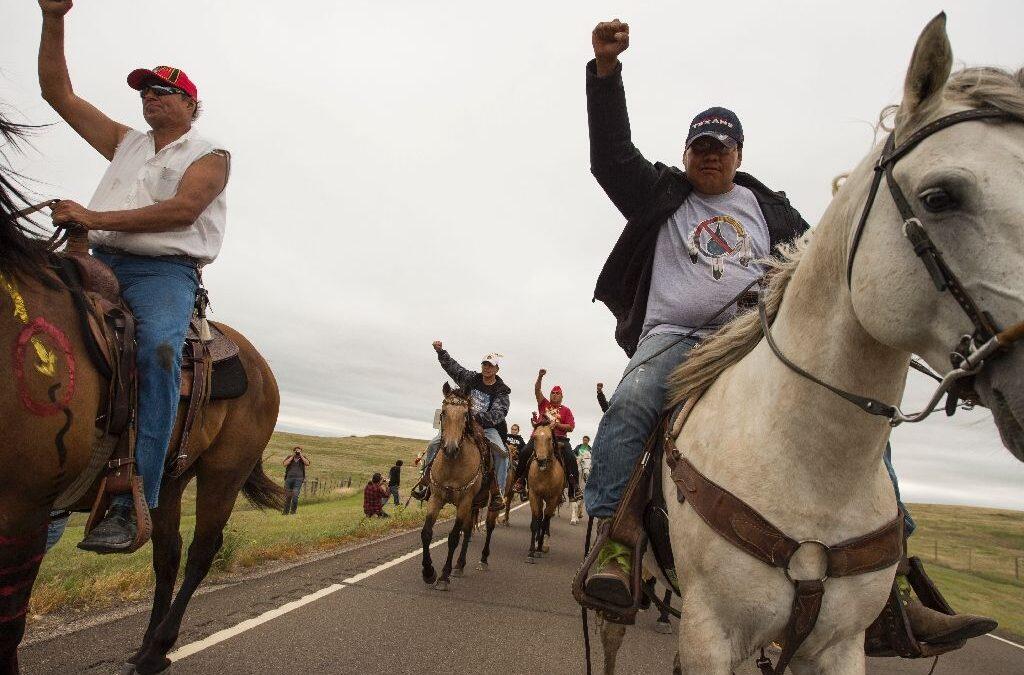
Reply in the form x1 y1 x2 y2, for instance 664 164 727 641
598 15 1024 674
0 116 282 674
524 414 565 563
420 383 500 588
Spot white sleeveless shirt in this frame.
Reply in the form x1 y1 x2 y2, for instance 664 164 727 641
87 128 229 264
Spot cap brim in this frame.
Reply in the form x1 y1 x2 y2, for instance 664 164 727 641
685 132 738 149
127 68 176 91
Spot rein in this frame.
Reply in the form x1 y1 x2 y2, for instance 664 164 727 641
764 107 1024 427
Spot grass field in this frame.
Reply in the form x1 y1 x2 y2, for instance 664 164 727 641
29 433 1024 644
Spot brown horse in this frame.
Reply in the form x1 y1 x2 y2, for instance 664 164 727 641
420 383 495 589
524 416 565 563
498 440 519 526
0 117 282 675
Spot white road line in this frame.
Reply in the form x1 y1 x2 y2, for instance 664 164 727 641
988 633 1024 652
167 502 530 663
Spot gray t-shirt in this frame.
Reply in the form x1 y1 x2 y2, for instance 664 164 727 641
641 184 770 341
285 456 306 481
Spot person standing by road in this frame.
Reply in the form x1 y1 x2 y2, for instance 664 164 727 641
38 0 231 553
387 460 403 506
282 447 309 515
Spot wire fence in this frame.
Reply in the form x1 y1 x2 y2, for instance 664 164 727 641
908 538 1024 586
299 476 353 498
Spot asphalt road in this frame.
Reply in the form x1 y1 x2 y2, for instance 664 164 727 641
21 503 1024 674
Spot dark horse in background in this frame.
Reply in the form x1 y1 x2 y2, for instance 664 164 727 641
0 113 283 674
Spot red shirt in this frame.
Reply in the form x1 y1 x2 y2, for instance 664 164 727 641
363 482 387 515
539 398 575 438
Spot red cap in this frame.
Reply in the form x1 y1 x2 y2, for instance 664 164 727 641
550 386 563 395
127 66 198 99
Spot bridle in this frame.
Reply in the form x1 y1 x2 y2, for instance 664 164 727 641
439 394 472 453
762 107 1024 426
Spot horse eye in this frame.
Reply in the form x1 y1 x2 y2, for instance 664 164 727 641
919 187 957 212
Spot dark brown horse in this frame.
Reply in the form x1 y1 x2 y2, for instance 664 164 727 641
0 115 283 674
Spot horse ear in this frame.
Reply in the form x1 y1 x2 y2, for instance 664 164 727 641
897 13 952 135
443 381 451 396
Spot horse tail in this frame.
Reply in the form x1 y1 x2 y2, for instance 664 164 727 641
241 460 286 511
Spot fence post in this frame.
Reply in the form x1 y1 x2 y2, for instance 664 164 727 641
933 541 938 563
1016 557 1021 581
968 548 972 572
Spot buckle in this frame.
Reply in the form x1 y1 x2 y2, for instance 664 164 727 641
107 457 135 469
784 539 830 583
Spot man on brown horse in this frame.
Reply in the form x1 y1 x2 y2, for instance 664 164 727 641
413 342 511 510
38 0 230 552
511 370 580 501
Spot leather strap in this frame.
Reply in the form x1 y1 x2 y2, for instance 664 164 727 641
672 456 902 577
168 340 213 478
759 297 898 420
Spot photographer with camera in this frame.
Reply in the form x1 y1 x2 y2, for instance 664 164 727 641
281 446 310 515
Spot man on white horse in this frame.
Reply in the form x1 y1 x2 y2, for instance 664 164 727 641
38 0 229 552
580 18 989 644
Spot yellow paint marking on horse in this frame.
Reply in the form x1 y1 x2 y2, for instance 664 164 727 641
0 272 58 376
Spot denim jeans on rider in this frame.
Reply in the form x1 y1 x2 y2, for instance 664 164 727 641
584 332 917 532
424 427 508 490
585 333 700 518
94 252 198 510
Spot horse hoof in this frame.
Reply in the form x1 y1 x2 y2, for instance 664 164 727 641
655 620 673 634
133 656 171 674
542 544 550 553
423 569 437 585
475 562 488 571
118 665 137 675
525 556 535 564
434 579 450 591
451 568 463 578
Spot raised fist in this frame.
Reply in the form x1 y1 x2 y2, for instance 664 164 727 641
592 19 630 71
596 382 604 391
432 340 443 352
538 369 547 378
39 1 74 17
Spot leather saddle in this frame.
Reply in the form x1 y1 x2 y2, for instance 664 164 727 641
51 235 248 551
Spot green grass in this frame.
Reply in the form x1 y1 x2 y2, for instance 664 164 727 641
905 503 1024 640
30 432 438 620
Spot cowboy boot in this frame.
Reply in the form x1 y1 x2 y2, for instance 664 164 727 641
78 503 137 554
584 520 633 608
903 589 997 644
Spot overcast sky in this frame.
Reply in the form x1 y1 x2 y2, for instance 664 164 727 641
3 1 1022 510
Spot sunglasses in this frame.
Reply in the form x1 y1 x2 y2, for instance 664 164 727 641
139 84 188 98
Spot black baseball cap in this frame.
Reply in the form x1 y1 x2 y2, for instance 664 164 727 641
685 106 744 149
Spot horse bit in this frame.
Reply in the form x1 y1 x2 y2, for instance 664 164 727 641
761 107 1024 426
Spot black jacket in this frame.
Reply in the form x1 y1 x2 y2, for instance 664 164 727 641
586 60 811 356
437 350 511 438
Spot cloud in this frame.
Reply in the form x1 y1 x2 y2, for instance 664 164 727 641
4 0 1022 510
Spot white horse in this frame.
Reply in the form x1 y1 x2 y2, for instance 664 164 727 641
603 14 1024 674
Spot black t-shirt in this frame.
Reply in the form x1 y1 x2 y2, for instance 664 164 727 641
505 434 527 458
388 465 401 487
285 456 306 481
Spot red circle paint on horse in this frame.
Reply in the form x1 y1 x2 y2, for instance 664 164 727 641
13 317 76 416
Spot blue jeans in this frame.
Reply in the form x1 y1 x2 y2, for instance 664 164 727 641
585 332 916 532
586 333 700 518
283 477 304 513
425 427 508 490
94 252 199 510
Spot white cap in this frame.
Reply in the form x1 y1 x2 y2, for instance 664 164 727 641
481 353 502 367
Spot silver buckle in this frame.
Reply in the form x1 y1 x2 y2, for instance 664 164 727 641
784 539 830 583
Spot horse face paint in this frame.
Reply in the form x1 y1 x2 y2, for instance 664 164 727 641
13 317 76 416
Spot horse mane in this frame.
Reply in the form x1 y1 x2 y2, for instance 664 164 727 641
666 65 1024 410
0 110 50 282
